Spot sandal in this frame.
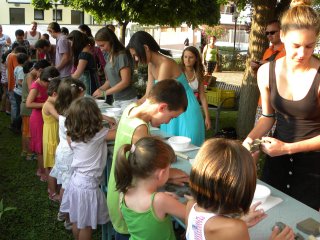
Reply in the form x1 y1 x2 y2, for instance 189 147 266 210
48 193 60 203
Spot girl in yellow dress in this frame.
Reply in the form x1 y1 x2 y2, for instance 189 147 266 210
42 77 61 202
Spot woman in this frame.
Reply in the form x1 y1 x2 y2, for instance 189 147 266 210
93 27 137 111
181 46 211 130
0 24 11 55
243 0 320 210
127 31 205 146
67 30 98 95
202 36 219 76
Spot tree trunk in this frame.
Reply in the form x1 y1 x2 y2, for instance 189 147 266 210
119 21 129 45
236 0 277 139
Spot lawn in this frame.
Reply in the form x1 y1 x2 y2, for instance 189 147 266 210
0 110 237 240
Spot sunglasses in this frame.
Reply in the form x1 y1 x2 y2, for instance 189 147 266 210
266 31 278 36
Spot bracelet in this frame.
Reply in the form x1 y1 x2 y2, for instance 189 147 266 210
262 113 275 118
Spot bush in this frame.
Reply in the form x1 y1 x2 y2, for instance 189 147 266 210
217 47 247 71
132 64 148 98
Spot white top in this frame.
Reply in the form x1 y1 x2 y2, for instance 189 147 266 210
188 77 199 92
186 203 217 240
71 127 109 181
25 31 41 46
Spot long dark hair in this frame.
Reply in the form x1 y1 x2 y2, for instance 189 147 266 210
127 31 172 64
67 30 91 66
95 27 128 60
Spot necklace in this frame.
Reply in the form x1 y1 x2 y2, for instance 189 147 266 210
186 69 196 83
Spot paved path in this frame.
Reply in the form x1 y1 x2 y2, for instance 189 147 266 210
213 71 244 86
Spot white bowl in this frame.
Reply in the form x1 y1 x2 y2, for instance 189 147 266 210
168 136 191 151
253 184 271 204
104 107 122 117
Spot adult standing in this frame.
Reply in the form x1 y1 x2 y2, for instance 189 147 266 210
93 27 137 111
24 21 41 59
243 0 320 210
47 22 72 78
67 30 99 95
181 46 211 130
202 36 219 76
127 31 205 146
0 24 11 56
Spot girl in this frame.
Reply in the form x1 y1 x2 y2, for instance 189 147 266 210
186 138 294 240
115 136 185 240
107 79 189 240
243 0 320 210
93 27 137 111
181 46 211 130
42 77 61 202
202 36 219 76
127 31 205 146
67 30 99 95
26 66 60 182
50 78 86 229
60 97 116 239
20 59 51 160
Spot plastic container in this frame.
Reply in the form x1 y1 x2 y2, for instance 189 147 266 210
205 88 235 108
253 184 271 204
168 136 191 151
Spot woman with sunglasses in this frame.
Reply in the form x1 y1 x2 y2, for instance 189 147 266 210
244 0 320 210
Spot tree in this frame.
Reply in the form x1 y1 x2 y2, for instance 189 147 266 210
50 0 222 44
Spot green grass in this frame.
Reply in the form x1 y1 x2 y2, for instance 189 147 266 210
0 113 102 240
0 110 238 239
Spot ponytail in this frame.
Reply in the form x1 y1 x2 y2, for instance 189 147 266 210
115 144 133 193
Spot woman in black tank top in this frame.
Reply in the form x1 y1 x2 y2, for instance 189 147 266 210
243 2 320 210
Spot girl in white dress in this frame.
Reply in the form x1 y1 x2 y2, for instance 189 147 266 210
60 97 115 239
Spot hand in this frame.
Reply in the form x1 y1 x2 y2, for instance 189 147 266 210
102 115 117 129
269 225 295 240
241 202 267 228
168 168 189 186
92 88 103 98
260 137 289 157
242 137 254 152
205 116 211 130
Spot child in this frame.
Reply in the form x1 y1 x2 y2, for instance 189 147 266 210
50 77 86 229
107 79 189 239
42 77 61 202
186 138 295 240
26 66 60 182
12 52 29 133
115 136 185 240
20 59 51 160
60 97 116 239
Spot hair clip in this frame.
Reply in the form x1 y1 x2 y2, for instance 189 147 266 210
79 87 84 91
70 83 76 87
47 77 53 81
130 144 136 153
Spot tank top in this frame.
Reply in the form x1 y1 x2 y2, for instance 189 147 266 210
26 31 40 46
205 46 218 62
188 77 199 92
269 61 320 143
120 192 176 240
186 203 217 240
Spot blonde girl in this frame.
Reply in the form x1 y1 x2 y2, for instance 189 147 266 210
115 137 185 240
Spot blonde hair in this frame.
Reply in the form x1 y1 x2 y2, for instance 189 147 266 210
281 0 320 35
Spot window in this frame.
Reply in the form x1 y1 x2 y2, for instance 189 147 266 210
52 9 62 21
71 10 84 25
34 9 44 20
10 8 25 24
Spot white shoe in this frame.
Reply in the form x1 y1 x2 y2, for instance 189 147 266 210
64 220 73 231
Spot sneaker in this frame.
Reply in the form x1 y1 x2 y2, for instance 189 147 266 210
57 212 66 222
64 220 73 230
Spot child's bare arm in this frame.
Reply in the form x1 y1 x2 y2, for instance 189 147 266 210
153 192 186 221
105 128 116 141
43 101 59 120
26 88 43 109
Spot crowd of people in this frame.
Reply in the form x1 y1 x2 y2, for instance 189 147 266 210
0 0 319 239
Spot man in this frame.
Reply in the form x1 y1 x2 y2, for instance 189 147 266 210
34 39 55 65
47 22 72 77
11 29 30 56
251 20 286 134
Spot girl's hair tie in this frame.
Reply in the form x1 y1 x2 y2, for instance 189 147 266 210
130 144 136 153
71 83 84 91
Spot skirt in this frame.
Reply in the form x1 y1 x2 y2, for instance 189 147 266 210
60 172 108 229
